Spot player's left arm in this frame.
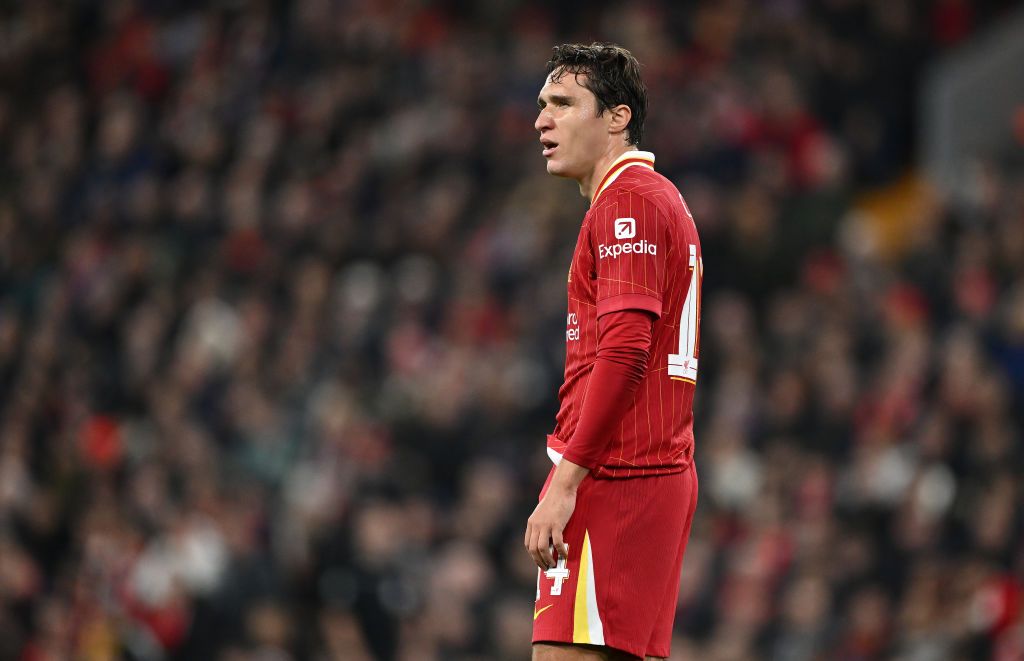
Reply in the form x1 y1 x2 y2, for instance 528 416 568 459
563 189 670 468
525 309 654 570
560 309 654 468
591 189 669 318
526 192 670 570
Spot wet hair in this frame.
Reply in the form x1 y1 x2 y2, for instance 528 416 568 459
546 43 648 146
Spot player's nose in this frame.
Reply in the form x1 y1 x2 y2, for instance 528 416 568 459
535 108 554 133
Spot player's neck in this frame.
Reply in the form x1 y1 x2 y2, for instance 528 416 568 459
581 143 634 204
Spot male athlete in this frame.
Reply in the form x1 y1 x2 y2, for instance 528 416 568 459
525 44 702 661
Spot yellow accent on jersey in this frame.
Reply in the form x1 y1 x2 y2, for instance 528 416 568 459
592 151 656 203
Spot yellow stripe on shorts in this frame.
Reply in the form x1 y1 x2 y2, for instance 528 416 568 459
572 530 605 645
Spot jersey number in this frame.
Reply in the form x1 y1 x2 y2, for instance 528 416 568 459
668 244 701 383
536 545 570 598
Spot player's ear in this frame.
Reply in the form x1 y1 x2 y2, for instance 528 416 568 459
607 104 632 139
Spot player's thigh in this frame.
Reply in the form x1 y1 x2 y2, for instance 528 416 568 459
532 642 639 660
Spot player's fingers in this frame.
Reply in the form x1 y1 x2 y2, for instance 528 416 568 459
552 527 567 563
539 528 555 569
532 527 549 570
527 526 544 569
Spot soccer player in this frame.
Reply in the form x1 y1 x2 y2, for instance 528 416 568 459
525 44 702 661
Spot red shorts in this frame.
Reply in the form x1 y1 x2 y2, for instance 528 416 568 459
532 464 698 659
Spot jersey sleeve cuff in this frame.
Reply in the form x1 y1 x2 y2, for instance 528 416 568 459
597 293 662 318
560 446 601 471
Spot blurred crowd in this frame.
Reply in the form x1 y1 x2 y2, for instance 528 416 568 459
1 0 1023 659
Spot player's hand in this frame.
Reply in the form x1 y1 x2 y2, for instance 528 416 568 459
525 486 575 570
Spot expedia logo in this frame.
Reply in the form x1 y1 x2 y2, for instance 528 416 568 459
598 240 657 259
614 218 635 239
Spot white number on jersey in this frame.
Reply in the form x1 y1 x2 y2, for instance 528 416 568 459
668 244 701 383
536 545 570 598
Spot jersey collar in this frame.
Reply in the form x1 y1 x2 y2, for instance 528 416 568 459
591 150 656 204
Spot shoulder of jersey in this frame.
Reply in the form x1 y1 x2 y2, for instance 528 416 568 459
599 166 687 220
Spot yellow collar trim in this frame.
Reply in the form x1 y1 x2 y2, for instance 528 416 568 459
592 150 656 203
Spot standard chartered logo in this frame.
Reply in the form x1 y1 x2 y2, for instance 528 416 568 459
566 312 580 341
598 240 657 259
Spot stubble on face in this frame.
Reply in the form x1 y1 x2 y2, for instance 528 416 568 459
536 70 606 182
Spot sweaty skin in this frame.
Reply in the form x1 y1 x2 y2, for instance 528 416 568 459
534 70 633 202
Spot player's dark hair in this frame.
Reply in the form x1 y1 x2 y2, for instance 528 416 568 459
546 43 648 147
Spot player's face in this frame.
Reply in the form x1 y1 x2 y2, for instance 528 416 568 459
535 70 611 180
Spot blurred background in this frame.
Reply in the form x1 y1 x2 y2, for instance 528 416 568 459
2 1 1024 659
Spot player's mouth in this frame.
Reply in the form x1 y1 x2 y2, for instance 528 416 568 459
541 139 558 157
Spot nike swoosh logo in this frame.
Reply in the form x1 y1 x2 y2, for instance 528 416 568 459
534 604 554 620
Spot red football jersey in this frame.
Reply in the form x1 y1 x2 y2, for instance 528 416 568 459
547 151 702 478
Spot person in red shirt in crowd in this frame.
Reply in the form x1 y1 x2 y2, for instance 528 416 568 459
525 43 703 661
